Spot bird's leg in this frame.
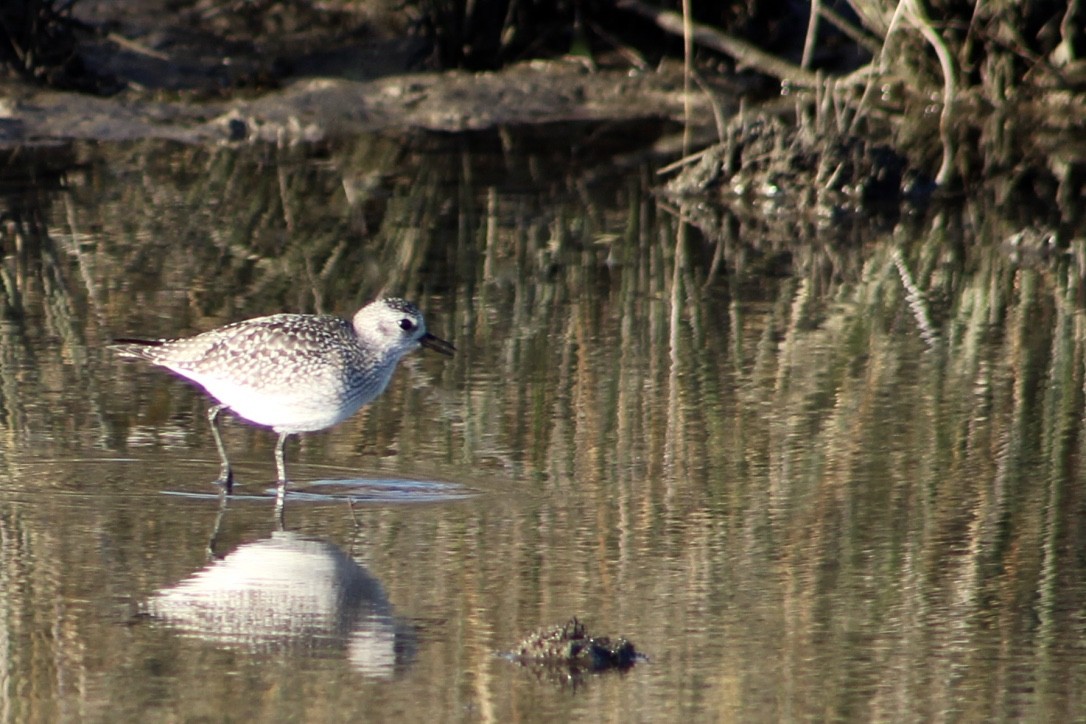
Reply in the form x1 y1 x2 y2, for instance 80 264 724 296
274 432 290 484
208 404 234 494
274 432 290 527
206 491 229 560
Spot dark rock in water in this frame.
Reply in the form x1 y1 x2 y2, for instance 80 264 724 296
507 617 641 674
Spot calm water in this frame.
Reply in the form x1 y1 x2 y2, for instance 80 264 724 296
1 130 1086 722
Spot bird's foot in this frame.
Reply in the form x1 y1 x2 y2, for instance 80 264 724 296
214 466 234 495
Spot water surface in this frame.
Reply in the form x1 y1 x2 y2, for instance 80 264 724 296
1 130 1085 721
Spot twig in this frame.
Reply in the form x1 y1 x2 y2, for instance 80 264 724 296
106 32 171 62
682 0 693 154
903 0 956 186
656 146 712 175
617 0 823 87
802 0 821 69
691 70 727 142
585 19 649 70
817 5 883 56
849 0 910 135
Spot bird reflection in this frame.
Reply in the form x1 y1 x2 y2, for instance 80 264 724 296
145 509 415 678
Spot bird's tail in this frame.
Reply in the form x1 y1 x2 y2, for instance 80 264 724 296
111 338 165 360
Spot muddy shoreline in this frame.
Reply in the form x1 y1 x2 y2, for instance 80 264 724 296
0 56 722 146
5 0 1085 237
0 0 721 147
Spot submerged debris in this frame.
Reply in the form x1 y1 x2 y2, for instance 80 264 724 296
505 618 642 676
1002 226 1061 260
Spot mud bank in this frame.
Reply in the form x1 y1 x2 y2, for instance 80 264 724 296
0 55 719 146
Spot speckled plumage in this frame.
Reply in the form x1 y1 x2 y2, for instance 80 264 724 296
114 297 454 492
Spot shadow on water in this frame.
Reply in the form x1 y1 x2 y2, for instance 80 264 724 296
162 477 476 505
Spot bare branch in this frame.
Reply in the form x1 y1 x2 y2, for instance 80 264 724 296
617 0 823 87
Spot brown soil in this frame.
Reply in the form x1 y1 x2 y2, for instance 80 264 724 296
0 1 719 146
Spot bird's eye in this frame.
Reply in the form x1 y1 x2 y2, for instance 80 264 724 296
399 318 415 332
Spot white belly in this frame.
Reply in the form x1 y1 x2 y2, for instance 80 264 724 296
181 366 393 434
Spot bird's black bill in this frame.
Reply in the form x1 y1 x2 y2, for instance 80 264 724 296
420 332 456 356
